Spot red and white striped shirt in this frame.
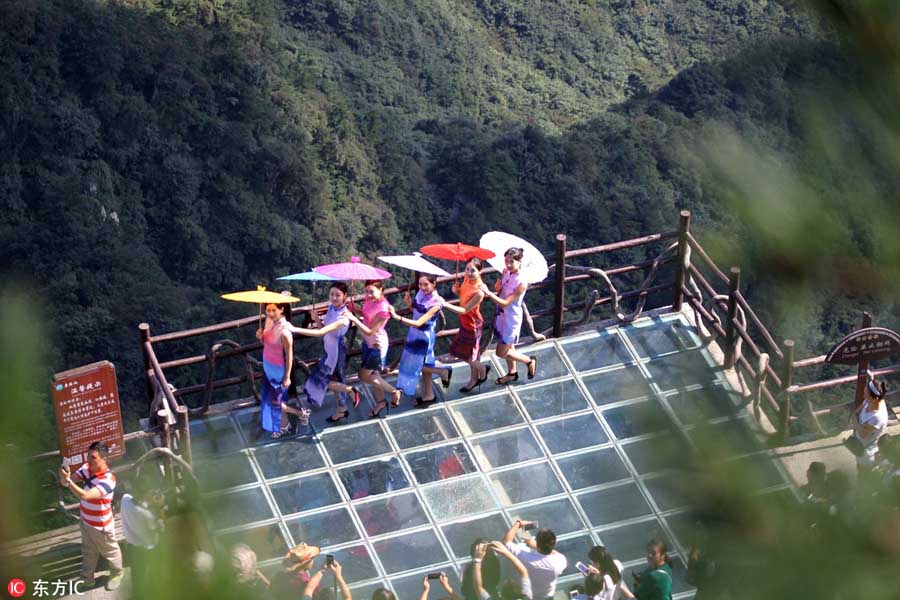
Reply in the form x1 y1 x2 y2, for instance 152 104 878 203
75 464 116 532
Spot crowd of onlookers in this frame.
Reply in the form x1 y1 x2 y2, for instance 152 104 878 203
805 433 900 526
221 519 677 600
61 379 899 599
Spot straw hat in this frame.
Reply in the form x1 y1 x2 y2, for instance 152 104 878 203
284 542 320 572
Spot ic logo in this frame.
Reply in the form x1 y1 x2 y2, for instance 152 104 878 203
7 578 26 597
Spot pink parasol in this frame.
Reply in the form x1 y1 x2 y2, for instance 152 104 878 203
313 256 391 281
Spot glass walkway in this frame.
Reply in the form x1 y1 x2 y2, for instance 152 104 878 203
180 313 794 599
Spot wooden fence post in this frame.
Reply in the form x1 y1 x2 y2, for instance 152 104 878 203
781 339 795 438
672 210 691 312
175 405 192 466
723 267 741 368
139 323 154 407
854 312 873 410
552 234 567 338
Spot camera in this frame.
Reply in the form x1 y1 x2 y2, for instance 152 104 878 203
427 572 443 580
575 561 589 575
523 520 539 531
325 554 335 566
569 591 579 599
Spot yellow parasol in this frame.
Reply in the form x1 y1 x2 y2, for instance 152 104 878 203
221 286 300 331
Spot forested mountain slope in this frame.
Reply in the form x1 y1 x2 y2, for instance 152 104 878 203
2 0 850 428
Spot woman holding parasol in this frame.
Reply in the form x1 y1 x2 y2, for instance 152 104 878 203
419 243 496 393
255 300 295 438
313 257 400 418
286 281 361 424
442 258 491 392
478 247 537 384
390 272 453 406
345 279 403 417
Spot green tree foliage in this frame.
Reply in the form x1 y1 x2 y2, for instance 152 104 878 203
2 0 878 436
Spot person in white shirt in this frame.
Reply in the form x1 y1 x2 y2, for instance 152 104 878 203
503 520 567 600
852 378 890 472
588 546 634 600
121 483 167 597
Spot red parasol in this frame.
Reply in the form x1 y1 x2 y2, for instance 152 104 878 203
419 243 496 278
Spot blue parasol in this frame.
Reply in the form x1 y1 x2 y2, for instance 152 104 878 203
277 270 338 310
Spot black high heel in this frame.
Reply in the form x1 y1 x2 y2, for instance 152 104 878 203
369 401 387 419
495 372 519 386
459 365 491 393
527 357 538 379
477 364 491 386
441 366 453 389
326 411 350 423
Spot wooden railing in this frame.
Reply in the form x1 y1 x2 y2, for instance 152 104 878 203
138 219 684 423
680 231 898 441
679 232 788 435
31 209 898 528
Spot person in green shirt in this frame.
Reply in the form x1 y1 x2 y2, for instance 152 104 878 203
633 538 673 600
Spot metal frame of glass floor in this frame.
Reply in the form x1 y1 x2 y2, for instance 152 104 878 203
183 312 794 599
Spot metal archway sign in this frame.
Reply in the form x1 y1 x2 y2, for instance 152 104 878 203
824 327 900 365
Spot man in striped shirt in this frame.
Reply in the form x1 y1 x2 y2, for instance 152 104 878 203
59 441 124 590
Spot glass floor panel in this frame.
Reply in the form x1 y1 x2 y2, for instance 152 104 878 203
193 452 256 492
421 476 499 520
664 385 739 425
254 439 325 479
582 365 652 405
557 447 630 490
322 421 393 464
338 457 409 500
271 472 343 516
627 318 701 358
490 462 564 505
354 492 430 536
601 397 677 440
516 378 590 420
405 442 477 484
373 529 449 573
646 349 719 392
576 483 653 527
207 487 273 530
561 331 632 371
285 507 360 547
537 413 609 454
470 427 545 470
388 409 460 449
187 312 792 598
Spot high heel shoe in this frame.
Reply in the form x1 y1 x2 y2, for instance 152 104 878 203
390 389 402 408
460 365 491 393
495 371 519 385
414 396 437 408
477 364 491 386
369 401 387 419
527 357 538 379
326 411 350 423
440 366 453 389
350 387 362 408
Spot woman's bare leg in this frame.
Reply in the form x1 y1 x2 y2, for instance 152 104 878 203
360 369 400 406
420 366 449 400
